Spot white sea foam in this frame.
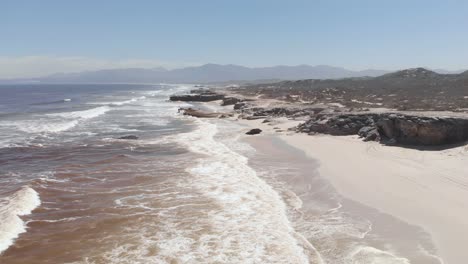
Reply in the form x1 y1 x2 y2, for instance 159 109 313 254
347 246 411 264
0 139 12 149
0 186 41 254
27 216 86 223
162 119 312 263
48 106 110 119
38 175 69 183
14 106 111 133
109 98 138 106
92 96 147 106
16 120 80 133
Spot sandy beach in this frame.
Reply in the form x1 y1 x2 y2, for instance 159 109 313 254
240 118 468 264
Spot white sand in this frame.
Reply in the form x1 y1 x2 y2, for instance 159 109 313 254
240 118 468 264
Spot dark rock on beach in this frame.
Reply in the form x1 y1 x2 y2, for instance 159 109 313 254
233 102 249 110
246 128 262 135
221 97 242 106
178 107 233 118
245 115 268 120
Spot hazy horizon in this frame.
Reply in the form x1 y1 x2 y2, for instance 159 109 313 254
2 0 468 78
0 61 466 80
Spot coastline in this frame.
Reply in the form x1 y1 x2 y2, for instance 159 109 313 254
239 117 468 264
173 88 468 263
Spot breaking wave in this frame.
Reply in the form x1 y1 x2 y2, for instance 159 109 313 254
13 106 111 133
47 106 110 119
15 120 80 133
0 186 41 254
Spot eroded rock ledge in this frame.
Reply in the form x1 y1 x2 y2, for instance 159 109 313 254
297 113 468 146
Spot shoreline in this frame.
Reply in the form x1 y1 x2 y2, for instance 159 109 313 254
172 88 468 263
239 117 468 264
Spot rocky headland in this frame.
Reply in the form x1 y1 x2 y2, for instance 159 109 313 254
169 69 468 148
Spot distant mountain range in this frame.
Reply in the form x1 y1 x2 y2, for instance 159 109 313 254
0 64 389 84
1 64 465 84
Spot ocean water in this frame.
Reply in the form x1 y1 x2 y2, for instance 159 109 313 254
0 84 443 263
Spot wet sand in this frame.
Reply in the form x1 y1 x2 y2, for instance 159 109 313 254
243 133 442 263
241 118 468 264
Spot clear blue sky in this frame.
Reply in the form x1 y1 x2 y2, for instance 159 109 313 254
1 0 468 77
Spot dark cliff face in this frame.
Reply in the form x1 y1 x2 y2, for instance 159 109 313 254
297 113 468 146
376 115 468 145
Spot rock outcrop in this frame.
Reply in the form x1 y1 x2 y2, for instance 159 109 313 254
297 114 377 136
246 128 262 135
358 126 380 141
375 114 468 145
178 107 233 118
170 89 224 102
241 106 325 118
233 102 250 110
221 97 242 106
297 113 468 146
